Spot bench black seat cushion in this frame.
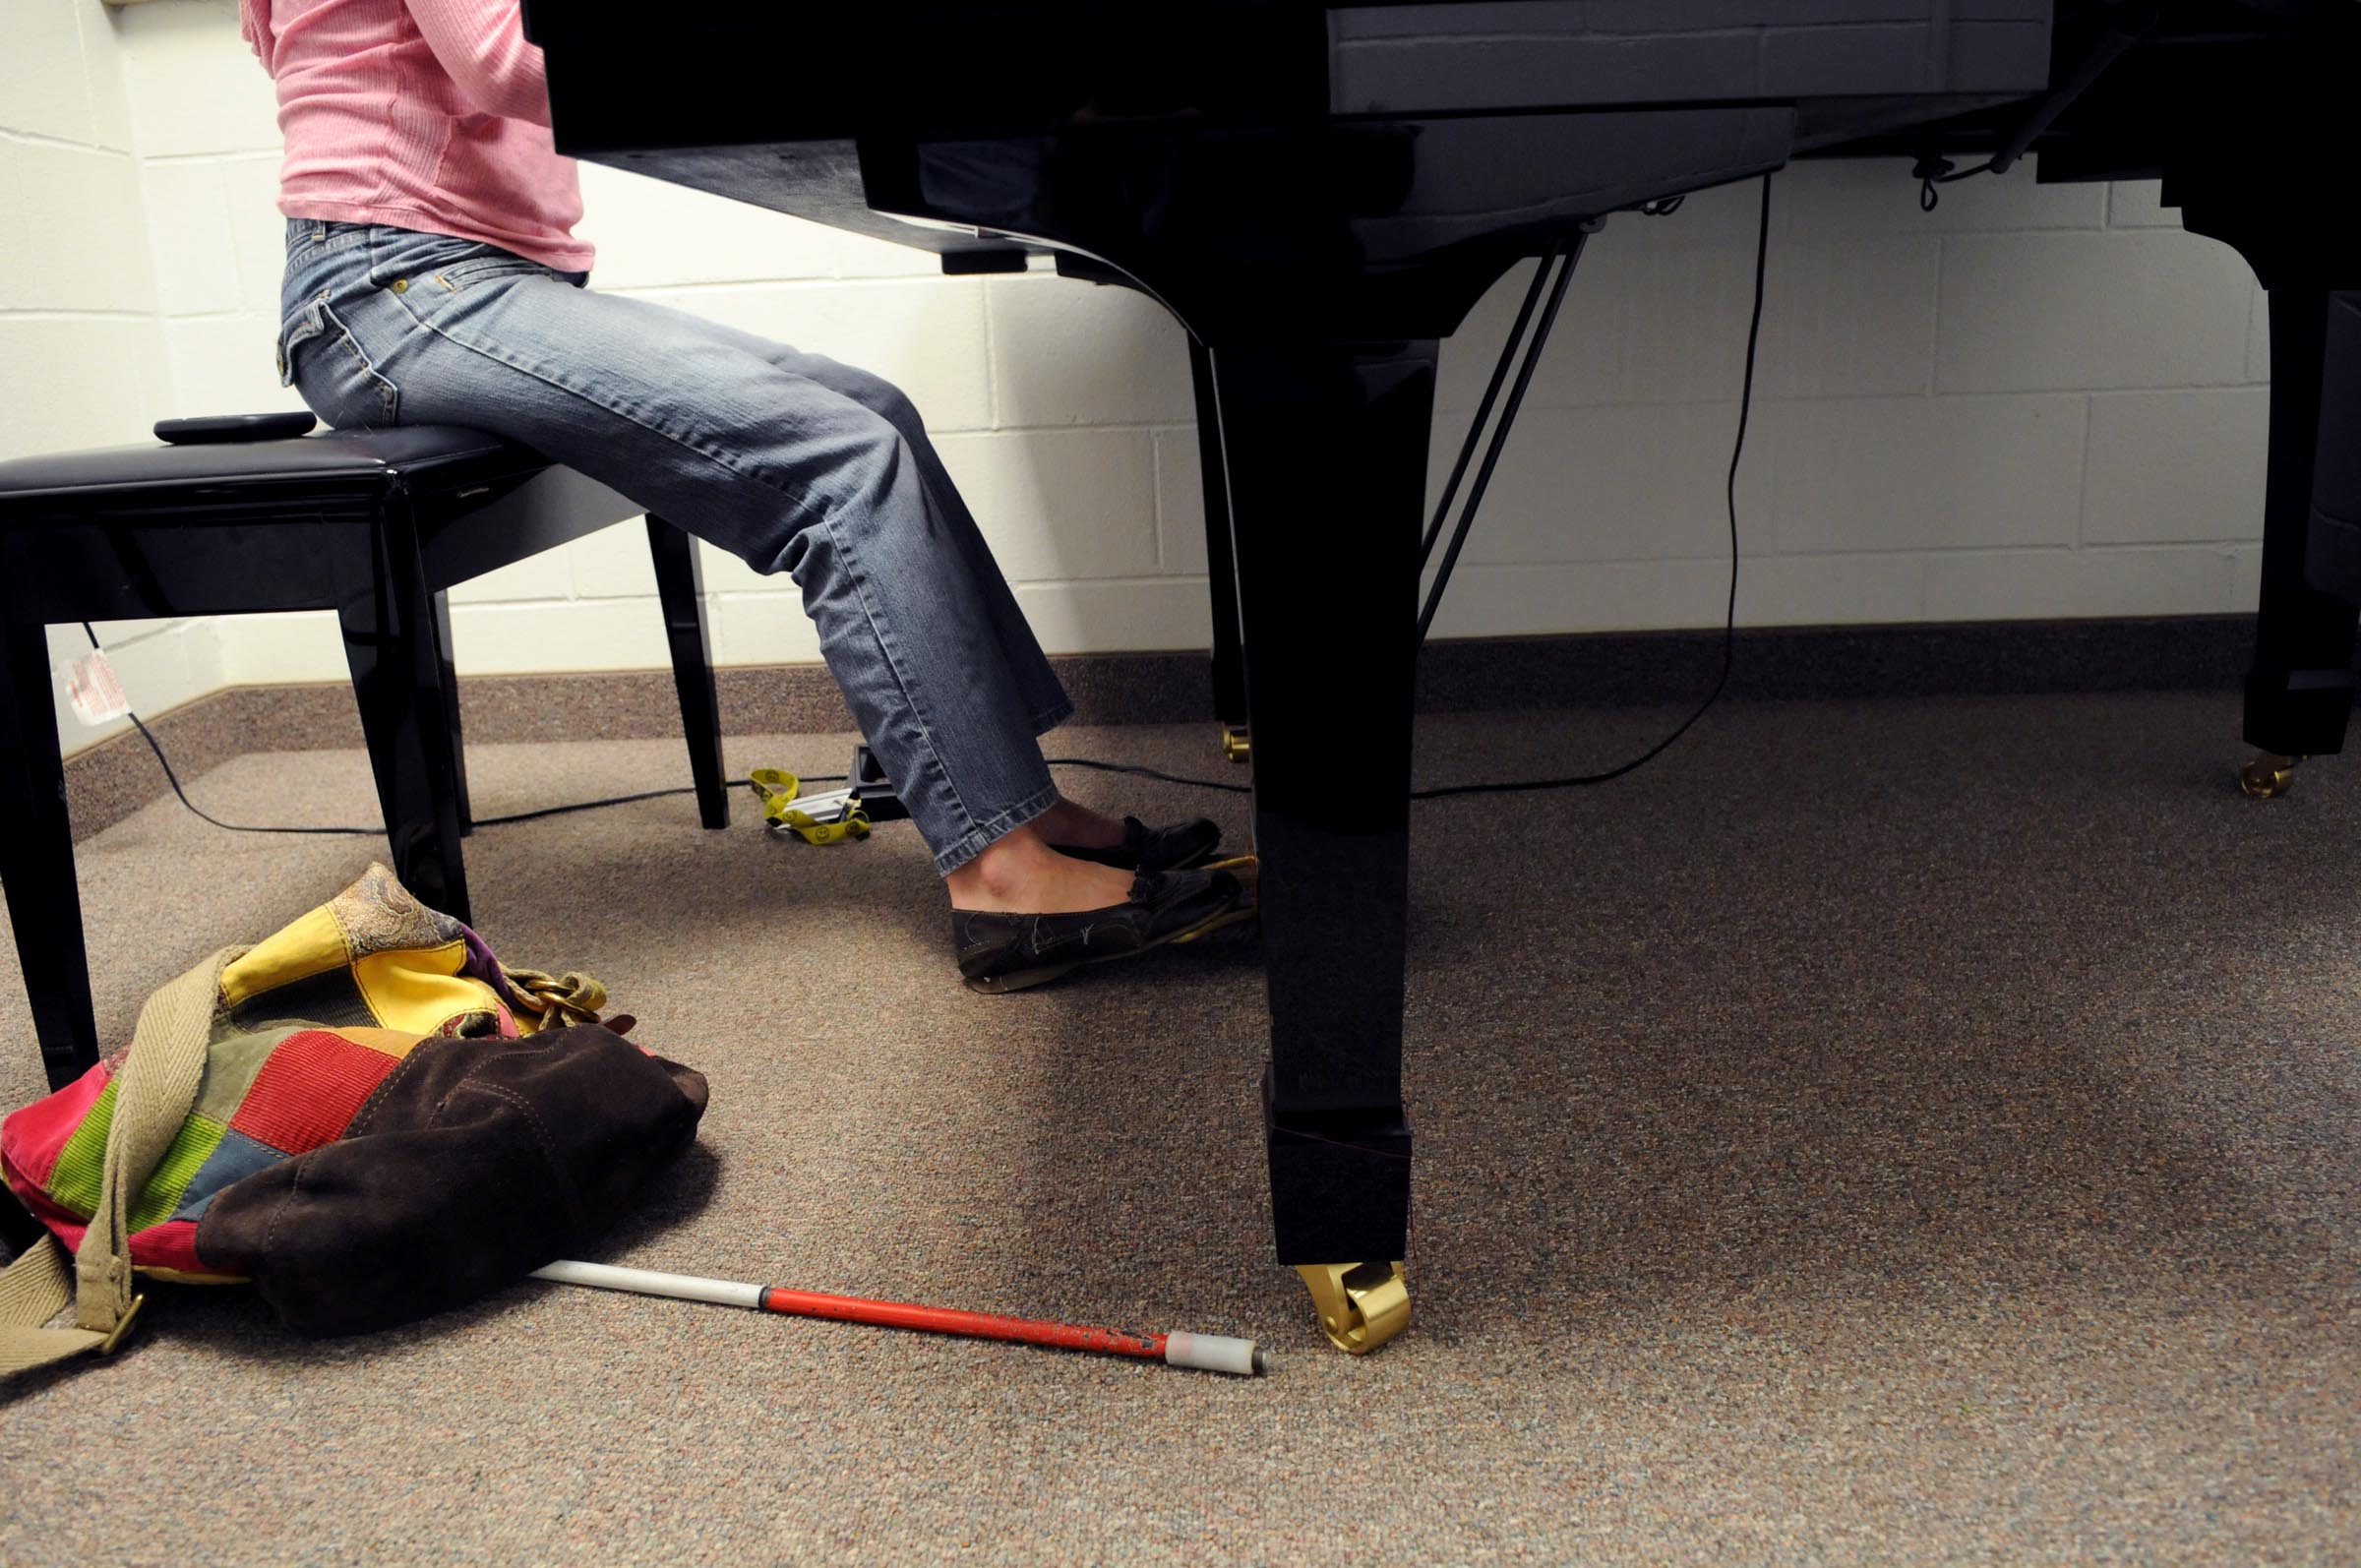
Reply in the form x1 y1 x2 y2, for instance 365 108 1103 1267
0 428 532 508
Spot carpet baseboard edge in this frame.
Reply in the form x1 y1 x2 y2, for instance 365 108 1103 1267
61 614 2260 842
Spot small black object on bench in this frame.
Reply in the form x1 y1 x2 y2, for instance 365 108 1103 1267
0 416 731 1092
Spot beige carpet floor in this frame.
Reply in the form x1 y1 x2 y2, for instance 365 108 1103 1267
0 692 2354 1563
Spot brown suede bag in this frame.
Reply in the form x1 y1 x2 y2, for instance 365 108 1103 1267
3 869 706 1382
198 1022 707 1336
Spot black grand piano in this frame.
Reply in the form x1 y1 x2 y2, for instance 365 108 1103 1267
521 0 2361 1354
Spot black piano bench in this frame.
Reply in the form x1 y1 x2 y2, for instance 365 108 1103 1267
0 420 730 1092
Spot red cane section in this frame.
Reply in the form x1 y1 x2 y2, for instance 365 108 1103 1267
761 1288 1167 1359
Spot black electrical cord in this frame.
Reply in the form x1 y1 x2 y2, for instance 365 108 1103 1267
78 622 836 835
1913 155 1998 211
1044 756 1249 796
1915 1 2155 210
82 622 376 836
1045 174 1772 805
1411 169 1770 800
473 779 821 828
95 175 1774 832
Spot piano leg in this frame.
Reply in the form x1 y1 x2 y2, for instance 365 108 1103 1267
2180 187 2361 797
1186 337 1251 759
1205 337 1429 1353
2236 287 2361 797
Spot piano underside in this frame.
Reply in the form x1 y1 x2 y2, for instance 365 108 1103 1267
522 0 2361 1354
537 3 2346 278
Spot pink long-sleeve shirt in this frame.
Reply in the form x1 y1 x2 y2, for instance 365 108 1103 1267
241 0 594 272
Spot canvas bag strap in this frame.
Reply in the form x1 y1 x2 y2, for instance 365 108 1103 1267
0 945 246 1383
0 1238 95 1376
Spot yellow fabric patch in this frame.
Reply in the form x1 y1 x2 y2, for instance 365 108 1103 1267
338 1026 432 1058
220 906 351 1006
351 940 489 1033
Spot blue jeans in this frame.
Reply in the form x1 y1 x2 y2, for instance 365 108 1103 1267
277 219 1073 874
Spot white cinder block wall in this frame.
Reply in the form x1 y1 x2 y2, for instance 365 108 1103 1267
5 0 226 751
19 0 2273 756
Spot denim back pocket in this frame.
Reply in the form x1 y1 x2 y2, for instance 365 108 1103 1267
275 300 326 388
276 298 399 427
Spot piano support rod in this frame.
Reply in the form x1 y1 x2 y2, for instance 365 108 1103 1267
1990 6 2154 175
1419 238 1561 576
1419 230 1588 645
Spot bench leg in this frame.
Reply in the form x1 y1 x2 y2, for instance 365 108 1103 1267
647 513 729 829
432 589 472 836
0 609 100 1089
2243 288 2361 759
331 509 472 925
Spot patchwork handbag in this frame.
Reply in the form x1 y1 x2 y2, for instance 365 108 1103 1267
1 864 707 1381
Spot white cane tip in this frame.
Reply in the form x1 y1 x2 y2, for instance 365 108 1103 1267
1165 1331 1263 1376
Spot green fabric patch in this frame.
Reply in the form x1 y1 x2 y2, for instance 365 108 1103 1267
44 1079 117 1216
193 1025 304 1125
42 1088 231 1233
129 1114 228 1233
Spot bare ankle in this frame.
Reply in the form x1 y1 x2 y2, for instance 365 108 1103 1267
944 823 1131 914
947 825 1045 904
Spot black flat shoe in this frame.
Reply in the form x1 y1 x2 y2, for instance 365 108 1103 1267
1049 815 1223 874
954 866 1248 994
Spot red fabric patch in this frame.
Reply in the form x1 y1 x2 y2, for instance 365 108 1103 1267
44 1219 88 1253
0 1061 111 1189
3 1196 228 1279
130 1218 208 1276
228 1030 397 1154
3 1168 88 1254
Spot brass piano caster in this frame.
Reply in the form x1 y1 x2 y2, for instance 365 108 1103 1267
1221 725 1251 764
1295 1261 1410 1355
2239 753 2302 799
